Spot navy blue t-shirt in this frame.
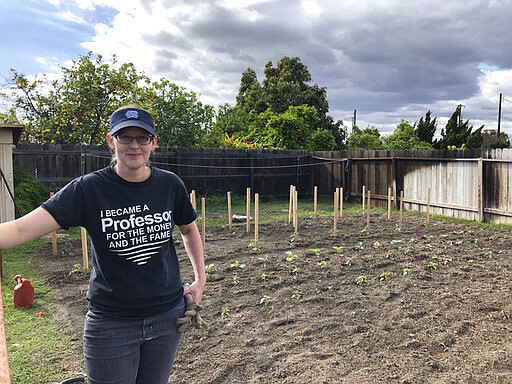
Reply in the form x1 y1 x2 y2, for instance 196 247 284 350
41 166 197 319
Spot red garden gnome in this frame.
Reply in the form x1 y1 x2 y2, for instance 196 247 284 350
13 274 34 308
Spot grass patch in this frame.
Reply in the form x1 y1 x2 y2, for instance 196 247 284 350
2 238 78 384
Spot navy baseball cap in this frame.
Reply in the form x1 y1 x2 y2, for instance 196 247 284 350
109 107 156 136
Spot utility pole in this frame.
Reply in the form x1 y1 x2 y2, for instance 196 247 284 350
352 109 357 128
497 93 502 136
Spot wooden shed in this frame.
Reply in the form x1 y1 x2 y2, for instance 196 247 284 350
0 124 23 222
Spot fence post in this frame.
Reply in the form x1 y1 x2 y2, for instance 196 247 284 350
0 282 12 384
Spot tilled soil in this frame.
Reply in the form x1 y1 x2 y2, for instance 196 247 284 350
35 213 512 384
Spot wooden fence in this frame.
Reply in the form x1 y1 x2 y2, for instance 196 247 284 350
12 145 512 224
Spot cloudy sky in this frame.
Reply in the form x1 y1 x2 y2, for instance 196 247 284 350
2 0 512 137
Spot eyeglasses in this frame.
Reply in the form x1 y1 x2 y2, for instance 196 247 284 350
114 134 154 145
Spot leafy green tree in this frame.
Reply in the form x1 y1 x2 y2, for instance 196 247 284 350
385 120 432 149
415 110 437 145
347 126 384 150
481 130 510 149
11 53 144 144
140 79 214 148
205 104 250 147
436 105 484 149
234 56 345 150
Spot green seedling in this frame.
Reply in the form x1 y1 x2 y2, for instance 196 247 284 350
327 285 334 292
453 240 463 246
318 260 327 268
428 262 438 270
373 241 382 249
355 275 369 286
205 263 215 279
292 266 300 276
485 251 494 259
409 238 417 243
402 268 412 276
385 251 395 259
310 248 322 256
220 307 230 318
443 258 453 266
258 254 269 266
403 248 413 256
259 295 272 306
453 230 464 235
291 290 302 300
422 234 433 241
285 251 298 262
354 242 365 251
379 272 392 282
332 245 344 253
260 272 269 281
69 263 83 275
363 254 373 261
344 258 352 267
230 260 246 269
232 273 240 285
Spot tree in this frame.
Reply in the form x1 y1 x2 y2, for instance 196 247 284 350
436 105 483 149
8 53 215 147
415 110 437 145
10 53 144 144
347 126 384 150
385 120 432 149
233 56 344 150
140 78 214 148
481 130 510 149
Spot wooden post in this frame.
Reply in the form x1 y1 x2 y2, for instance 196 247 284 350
366 190 371 229
246 187 251 233
399 190 404 226
190 190 196 210
362 185 366 210
0 281 11 384
254 193 259 248
313 185 318 220
81 227 89 271
0 250 3 280
426 188 431 224
50 192 57 256
339 187 344 220
227 191 232 230
333 189 339 232
293 188 298 234
201 198 206 249
387 187 392 220
288 185 294 224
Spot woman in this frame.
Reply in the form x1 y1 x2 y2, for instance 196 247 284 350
0 106 206 383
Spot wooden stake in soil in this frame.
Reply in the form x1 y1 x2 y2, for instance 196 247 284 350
399 190 404 226
293 188 298 234
426 187 431 225
288 185 294 224
339 187 344 220
387 187 392 220
254 193 259 248
313 185 318 220
333 189 339 232
362 185 366 210
50 192 57 256
81 227 89 271
201 197 206 249
366 190 371 229
246 187 251 233
227 191 232 230
190 190 196 210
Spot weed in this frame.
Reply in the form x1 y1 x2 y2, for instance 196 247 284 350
69 263 83 275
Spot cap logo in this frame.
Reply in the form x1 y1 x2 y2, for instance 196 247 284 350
126 110 139 119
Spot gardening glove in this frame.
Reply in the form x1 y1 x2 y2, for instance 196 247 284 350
177 293 207 333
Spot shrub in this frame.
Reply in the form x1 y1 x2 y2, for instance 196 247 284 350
13 168 51 217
